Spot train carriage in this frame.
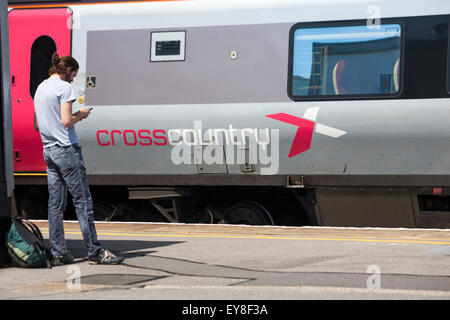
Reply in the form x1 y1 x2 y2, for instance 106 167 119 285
7 0 450 228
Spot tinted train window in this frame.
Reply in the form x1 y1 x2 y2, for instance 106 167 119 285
290 24 402 99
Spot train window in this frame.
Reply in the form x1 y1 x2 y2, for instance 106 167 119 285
289 23 402 99
30 35 56 99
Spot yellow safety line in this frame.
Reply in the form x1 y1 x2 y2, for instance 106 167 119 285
39 230 450 245
38 227 450 242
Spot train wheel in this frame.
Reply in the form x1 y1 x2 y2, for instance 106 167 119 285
18 196 37 219
17 189 47 219
93 202 117 221
223 201 275 226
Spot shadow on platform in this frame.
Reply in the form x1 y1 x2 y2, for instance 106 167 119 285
50 239 184 261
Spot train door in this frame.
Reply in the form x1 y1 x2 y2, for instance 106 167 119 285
9 8 72 172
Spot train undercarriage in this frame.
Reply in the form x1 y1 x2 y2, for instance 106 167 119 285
13 184 312 227
13 179 450 229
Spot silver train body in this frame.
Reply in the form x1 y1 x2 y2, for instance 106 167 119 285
11 0 450 228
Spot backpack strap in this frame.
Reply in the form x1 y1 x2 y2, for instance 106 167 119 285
22 220 44 243
14 217 44 243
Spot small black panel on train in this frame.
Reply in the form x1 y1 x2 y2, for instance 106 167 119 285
155 40 181 56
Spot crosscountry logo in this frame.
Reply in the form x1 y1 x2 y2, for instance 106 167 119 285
266 107 346 158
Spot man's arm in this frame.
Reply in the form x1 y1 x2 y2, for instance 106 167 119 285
60 101 90 128
33 112 39 132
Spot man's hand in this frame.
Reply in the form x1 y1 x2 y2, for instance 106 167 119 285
78 107 90 120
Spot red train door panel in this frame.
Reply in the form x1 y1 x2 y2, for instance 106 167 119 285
9 8 72 172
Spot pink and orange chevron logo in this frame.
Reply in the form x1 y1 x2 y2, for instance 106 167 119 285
266 107 346 158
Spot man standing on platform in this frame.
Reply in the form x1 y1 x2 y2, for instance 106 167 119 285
34 52 124 266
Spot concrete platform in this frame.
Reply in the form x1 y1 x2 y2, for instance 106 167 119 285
0 221 449 300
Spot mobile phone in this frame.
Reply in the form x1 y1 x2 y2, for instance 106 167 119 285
88 107 93 111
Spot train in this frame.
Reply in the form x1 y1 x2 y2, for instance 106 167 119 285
7 0 450 228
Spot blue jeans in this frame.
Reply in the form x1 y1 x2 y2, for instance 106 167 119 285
43 144 102 258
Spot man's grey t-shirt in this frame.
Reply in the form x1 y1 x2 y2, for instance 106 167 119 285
34 78 78 148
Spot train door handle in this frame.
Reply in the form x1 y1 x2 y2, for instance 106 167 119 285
14 149 21 162
11 75 16 86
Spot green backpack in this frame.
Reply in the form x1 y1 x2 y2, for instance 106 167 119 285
4 216 52 268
